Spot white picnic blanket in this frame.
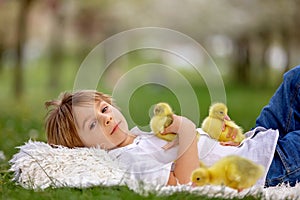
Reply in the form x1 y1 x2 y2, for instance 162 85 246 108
8 140 300 199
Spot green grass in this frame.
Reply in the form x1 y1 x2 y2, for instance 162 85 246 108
0 172 262 200
0 58 279 199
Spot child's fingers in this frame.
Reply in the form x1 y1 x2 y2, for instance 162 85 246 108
220 141 240 146
231 129 238 139
162 114 180 134
162 124 174 134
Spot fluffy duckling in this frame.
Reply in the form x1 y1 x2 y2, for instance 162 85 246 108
150 102 177 142
201 103 244 146
191 155 264 192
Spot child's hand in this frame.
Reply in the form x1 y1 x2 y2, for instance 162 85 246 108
220 127 241 146
162 114 196 137
162 114 197 147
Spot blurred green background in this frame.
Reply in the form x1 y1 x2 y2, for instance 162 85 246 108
1 0 300 163
0 1 299 199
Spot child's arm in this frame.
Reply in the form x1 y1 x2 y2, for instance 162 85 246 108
163 114 199 185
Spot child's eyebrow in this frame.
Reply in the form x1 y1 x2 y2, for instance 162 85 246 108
95 100 102 110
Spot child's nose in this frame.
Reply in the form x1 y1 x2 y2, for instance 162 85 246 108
104 116 113 126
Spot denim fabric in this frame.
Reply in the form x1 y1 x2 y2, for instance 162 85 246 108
255 65 300 187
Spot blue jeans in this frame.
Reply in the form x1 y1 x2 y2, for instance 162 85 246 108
255 65 300 187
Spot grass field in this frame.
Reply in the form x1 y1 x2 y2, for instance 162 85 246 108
0 60 280 199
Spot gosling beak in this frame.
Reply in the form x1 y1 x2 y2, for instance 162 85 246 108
224 115 231 120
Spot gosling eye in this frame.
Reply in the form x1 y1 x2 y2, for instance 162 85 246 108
219 111 224 114
196 177 201 181
156 107 162 112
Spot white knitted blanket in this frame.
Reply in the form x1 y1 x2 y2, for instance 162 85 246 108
9 141 300 199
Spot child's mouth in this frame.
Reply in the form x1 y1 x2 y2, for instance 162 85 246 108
111 121 121 135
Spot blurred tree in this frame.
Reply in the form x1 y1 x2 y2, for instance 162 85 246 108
280 25 291 73
232 34 251 84
15 0 34 98
0 31 3 73
0 2 5 73
73 1 116 64
257 27 272 86
286 0 300 72
47 0 65 91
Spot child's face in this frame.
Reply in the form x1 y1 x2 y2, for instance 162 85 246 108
73 100 130 150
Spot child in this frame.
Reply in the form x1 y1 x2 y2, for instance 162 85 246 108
45 66 300 187
45 91 199 185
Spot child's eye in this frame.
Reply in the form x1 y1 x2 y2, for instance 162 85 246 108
102 106 108 113
89 121 97 130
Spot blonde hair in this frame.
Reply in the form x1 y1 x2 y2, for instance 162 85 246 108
45 90 112 148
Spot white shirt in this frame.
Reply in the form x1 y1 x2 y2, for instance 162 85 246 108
108 126 279 187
